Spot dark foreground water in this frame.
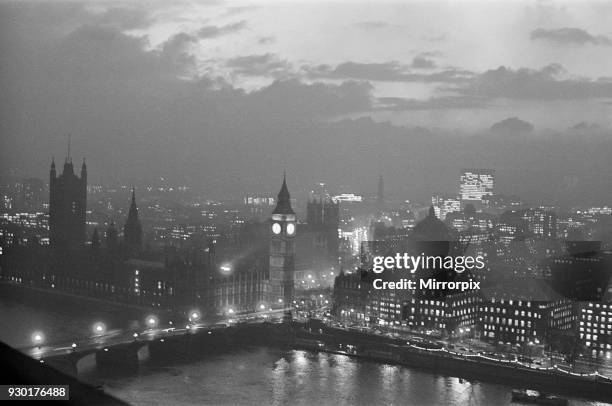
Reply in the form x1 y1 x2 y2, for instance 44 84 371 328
0 288 609 406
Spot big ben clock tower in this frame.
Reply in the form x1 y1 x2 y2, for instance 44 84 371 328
269 173 296 308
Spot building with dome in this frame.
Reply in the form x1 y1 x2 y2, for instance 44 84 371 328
333 206 480 337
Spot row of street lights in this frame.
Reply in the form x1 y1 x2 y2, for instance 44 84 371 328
30 310 203 348
29 300 302 349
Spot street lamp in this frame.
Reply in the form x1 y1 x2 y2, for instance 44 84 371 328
31 332 44 348
93 322 106 336
146 315 158 329
227 308 235 315
189 310 201 323
220 264 232 275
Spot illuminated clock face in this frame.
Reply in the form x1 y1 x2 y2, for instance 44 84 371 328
272 223 281 234
286 223 295 235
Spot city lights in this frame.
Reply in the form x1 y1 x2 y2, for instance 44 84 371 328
31 331 44 346
146 315 159 328
189 310 201 322
4 4 612 405
93 322 106 335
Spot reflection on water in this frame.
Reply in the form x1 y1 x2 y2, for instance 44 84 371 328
83 348 600 406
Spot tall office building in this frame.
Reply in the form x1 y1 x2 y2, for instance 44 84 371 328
431 194 461 220
459 169 494 202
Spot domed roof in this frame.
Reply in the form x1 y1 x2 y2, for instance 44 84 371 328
412 206 453 241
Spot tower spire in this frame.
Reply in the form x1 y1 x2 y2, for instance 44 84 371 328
66 134 72 163
273 172 294 215
124 187 142 254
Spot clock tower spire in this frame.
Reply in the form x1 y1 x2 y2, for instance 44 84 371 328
269 172 296 308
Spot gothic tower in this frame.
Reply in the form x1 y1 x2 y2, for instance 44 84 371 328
49 152 87 250
269 173 296 307
123 188 143 255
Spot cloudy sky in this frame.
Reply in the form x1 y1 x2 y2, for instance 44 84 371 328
1 0 611 204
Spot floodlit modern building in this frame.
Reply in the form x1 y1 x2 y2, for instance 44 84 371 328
460 169 494 203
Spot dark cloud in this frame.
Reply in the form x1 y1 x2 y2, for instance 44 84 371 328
459 64 612 99
1 17 381 195
51 25 161 80
226 53 292 77
258 36 275 44
490 117 534 134
411 56 436 69
159 32 199 75
197 21 247 39
246 79 373 118
530 27 612 46
305 61 472 83
570 121 602 131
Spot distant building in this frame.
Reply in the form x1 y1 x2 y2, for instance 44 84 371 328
479 279 576 345
333 207 480 336
578 301 612 359
269 174 296 307
49 156 87 250
460 169 494 204
123 188 143 255
522 208 557 239
210 226 269 315
544 241 612 301
431 194 461 220
18 178 45 212
295 199 340 289
445 204 495 233
332 193 363 203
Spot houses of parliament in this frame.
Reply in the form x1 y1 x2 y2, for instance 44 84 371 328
0 154 340 319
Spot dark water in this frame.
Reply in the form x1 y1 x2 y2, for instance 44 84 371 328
0 288 609 406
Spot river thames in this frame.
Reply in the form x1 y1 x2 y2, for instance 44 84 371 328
0 289 609 406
